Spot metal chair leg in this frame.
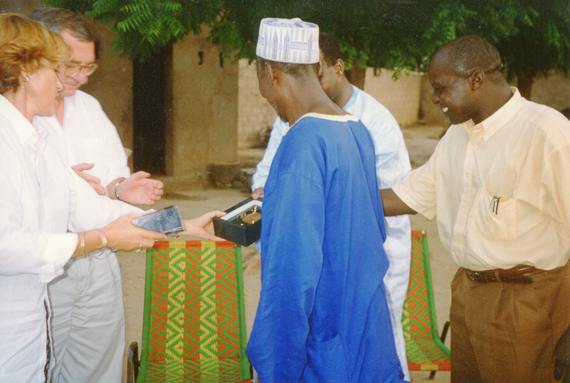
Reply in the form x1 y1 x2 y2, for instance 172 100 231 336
429 321 451 380
127 342 140 383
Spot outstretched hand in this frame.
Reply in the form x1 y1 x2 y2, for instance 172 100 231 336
72 163 106 195
555 324 570 382
101 214 165 251
117 171 163 206
178 210 226 240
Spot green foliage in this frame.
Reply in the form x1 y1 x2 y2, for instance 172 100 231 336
208 0 570 82
44 0 569 82
494 0 570 81
44 0 223 60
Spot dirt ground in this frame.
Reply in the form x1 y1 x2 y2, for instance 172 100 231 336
119 123 457 383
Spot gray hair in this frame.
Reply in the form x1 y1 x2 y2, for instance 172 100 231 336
30 7 96 44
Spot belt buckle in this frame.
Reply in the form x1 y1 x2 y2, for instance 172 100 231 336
467 270 485 283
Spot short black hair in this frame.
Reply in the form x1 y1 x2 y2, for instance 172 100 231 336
256 56 318 82
319 32 344 67
433 35 502 77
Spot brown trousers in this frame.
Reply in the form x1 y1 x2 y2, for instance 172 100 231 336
450 262 570 383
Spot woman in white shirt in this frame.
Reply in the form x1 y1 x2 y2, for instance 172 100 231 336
0 14 221 382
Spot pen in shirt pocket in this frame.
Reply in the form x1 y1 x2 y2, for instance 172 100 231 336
490 195 503 214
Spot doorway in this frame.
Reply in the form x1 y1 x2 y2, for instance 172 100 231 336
132 45 172 175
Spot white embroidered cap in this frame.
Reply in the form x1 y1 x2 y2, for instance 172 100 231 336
256 18 319 64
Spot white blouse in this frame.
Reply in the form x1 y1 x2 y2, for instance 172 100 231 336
0 95 140 382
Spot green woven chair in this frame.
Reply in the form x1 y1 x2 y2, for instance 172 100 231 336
402 230 451 379
127 240 252 383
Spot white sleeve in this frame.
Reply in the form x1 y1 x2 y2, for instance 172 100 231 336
356 95 411 189
97 106 130 189
86 99 130 189
0 133 75 280
251 117 289 190
64 93 130 191
0 176 76 280
369 115 411 189
66 167 143 233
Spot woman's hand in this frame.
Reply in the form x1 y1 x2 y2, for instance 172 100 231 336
102 214 165 251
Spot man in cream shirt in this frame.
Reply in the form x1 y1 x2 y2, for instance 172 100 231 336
382 35 570 382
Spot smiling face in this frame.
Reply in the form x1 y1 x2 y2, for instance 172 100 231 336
57 29 96 97
26 67 63 117
427 53 476 125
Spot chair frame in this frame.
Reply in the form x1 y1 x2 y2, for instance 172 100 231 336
127 240 252 383
403 230 451 379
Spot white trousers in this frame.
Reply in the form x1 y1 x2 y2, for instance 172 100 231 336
383 215 411 381
48 250 125 383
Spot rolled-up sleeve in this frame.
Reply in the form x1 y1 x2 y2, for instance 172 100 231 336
392 150 438 220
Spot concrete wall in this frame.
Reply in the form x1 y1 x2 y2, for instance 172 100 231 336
235 66 570 149
234 65 570 145
237 59 277 149
531 69 570 113
169 28 239 176
364 68 423 126
1 0 37 15
236 63 426 149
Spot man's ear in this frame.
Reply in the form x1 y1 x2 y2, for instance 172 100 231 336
266 61 279 86
334 59 345 76
317 60 324 78
469 69 484 90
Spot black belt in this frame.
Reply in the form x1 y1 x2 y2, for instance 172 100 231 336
465 265 546 284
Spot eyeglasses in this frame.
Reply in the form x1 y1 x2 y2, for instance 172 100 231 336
59 61 99 77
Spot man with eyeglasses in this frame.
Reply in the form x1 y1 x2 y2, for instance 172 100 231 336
31 7 162 383
59 61 98 81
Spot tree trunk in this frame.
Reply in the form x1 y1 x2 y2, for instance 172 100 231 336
345 58 366 90
517 70 534 100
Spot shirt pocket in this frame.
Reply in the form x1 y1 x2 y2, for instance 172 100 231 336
475 189 517 242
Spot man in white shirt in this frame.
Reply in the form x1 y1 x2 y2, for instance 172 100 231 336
31 7 162 382
251 32 412 379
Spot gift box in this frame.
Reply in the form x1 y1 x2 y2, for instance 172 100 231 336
213 198 262 247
